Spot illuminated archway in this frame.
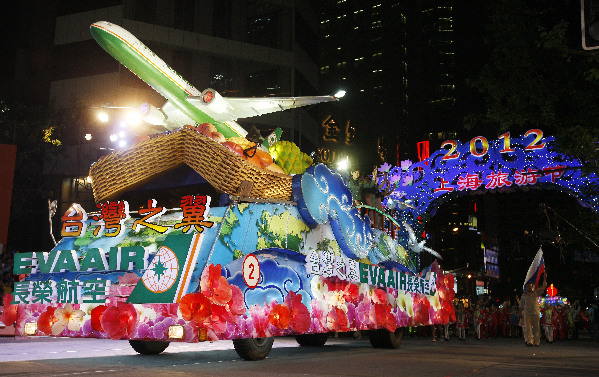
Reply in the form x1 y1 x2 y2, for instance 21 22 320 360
378 130 599 240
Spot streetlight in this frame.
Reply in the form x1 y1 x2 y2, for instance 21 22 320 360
334 90 346 99
97 111 109 123
337 156 349 171
126 110 142 125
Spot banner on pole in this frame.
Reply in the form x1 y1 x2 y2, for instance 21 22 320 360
523 247 545 290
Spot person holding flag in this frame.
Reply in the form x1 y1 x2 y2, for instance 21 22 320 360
519 247 548 347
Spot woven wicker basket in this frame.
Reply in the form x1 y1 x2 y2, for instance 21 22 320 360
89 127 293 202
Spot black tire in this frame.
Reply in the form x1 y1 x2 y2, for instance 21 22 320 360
295 333 328 347
368 328 404 349
129 340 170 355
368 329 384 348
233 337 274 360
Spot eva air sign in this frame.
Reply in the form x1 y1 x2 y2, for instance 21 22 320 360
13 233 205 304
307 249 436 295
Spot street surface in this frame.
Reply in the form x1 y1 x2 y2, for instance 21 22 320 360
0 334 598 376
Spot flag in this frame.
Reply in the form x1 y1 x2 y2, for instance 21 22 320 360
523 247 545 290
263 128 282 149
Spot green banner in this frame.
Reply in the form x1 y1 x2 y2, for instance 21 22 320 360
127 233 204 304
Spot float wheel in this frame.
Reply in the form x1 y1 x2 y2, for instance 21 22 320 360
129 340 170 355
233 337 274 360
368 328 404 349
295 333 328 346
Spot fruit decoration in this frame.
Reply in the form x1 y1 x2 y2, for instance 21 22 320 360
226 137 255 150
268 140 313 175
185 123 226 143
179 124 301 175
223 137 276 170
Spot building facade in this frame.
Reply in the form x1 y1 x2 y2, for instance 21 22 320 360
318 0 485 171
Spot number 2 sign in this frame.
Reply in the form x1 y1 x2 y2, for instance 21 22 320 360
243 254 260 288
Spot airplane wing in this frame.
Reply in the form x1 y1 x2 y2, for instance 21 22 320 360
186 95 339 121
141 100 248 136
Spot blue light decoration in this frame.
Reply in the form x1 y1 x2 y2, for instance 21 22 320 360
539 296 569 306
293 164 374 260
292 164 417 272
378 129 599 244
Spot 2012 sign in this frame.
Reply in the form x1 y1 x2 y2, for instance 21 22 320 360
441 129 545 160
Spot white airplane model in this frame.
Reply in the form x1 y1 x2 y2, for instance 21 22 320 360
91 21 342 138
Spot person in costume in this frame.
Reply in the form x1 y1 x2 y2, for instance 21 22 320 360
543 303 554 343
473 305 481 340
456 303 468 341
490 306 499 337
519 272 547 346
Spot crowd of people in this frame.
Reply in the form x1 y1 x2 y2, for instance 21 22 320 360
408 296 598 344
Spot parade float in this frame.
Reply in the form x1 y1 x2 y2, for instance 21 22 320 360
1 22 455 360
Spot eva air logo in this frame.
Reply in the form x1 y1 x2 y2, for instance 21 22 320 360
128 233 205 304
142 246 179 293
263 128 282 148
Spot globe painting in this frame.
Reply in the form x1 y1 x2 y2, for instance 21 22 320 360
142 246 179 293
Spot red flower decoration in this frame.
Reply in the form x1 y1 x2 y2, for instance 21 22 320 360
435 307 449 324
182 265 248 335
154 303 179 318
38 307 57 335
413 294 431 325
324 278 341 292
384 305 397 333
387 315 397 332
201 264 232 305
444 273 454 289
180 292 212 323
438 286 455 302
443 299 456 322
269 304 291 329
337 308 349 331
227 285 245 316
373 288 387 305
250 304 273 338
326 307 349 332
100 302 138 340
206 293 243 333
343 283 359 303
284 291 310 333
374 303 388 325
436 272 456 302
205 305 225 333
91 305 107 332
436 272 444 287
1 294 17 326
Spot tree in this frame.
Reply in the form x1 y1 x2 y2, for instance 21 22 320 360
0 99 65 252
466 0 599 173
464 1 599 297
